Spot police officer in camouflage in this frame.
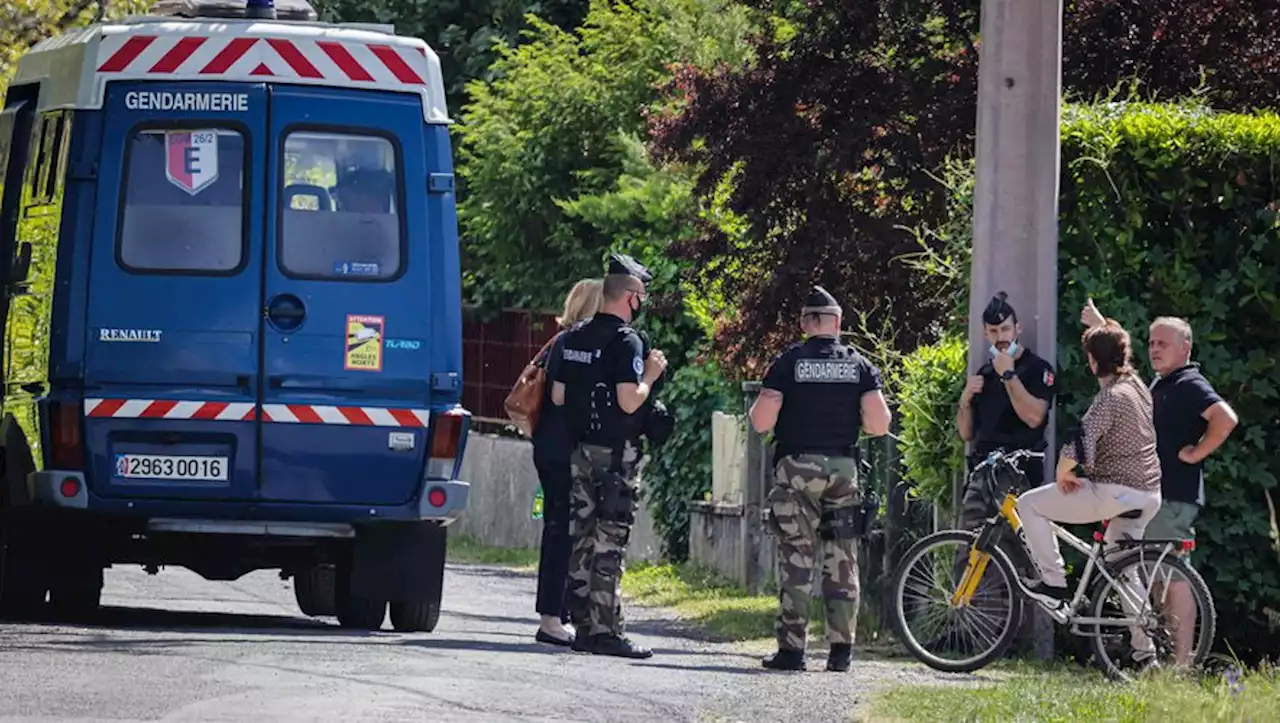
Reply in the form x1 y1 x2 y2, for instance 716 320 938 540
749 285 893 672
548 253 668 659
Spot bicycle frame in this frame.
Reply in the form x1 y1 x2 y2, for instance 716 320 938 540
951 491 1178 632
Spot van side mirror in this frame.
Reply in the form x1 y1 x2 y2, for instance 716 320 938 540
11 241 32 287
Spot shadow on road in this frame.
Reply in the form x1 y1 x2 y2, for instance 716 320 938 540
0 606 379 638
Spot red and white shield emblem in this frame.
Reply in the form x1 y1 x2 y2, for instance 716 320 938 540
165 130 219 195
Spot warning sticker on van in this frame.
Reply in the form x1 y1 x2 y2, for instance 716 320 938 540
165 130 219 195
345 314 385 371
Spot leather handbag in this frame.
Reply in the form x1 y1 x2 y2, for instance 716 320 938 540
504 332 562 437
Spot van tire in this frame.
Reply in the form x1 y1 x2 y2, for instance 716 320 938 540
336 594 386 630
389 600 440 633
47 564 104 619
294 564 337 617
334 557 386 630
0 526 49 619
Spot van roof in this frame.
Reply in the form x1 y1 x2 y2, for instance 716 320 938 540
11 14 450 123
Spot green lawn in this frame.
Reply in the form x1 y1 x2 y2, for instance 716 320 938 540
872 661 1280 723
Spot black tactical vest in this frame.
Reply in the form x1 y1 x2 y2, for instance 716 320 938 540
559 315 644 449
773 338 870 459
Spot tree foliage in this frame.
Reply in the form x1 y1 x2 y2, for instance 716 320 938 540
650 0 1280 378
1 1 150 89
313 0 590 115
455 0 755 312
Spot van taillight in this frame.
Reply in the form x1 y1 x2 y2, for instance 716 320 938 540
429 409 465 460
49 401 85 470
426 409 467 479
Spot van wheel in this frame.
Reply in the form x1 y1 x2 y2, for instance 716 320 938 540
334 560 386 631
294 564 337 617
389 600 440 633
48 564 104 619
0 525 48 619
336 594 386 630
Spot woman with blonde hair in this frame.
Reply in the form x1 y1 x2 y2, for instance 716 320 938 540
532 278 602 645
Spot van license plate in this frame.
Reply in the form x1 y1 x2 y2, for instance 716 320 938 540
114 454 229 482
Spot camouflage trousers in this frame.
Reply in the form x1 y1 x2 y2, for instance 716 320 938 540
766 453 862 650
567 442 640 637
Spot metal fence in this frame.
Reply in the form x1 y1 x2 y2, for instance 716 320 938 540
461 306 560 425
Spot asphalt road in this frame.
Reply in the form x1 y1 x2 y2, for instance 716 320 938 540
0 563 979 722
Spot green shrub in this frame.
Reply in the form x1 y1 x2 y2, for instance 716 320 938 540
894 332 968 510
642 357 736 561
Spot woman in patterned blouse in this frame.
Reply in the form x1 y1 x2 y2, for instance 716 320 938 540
1016 320 1162 657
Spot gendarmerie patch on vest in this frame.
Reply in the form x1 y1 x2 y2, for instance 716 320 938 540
794 358 862 383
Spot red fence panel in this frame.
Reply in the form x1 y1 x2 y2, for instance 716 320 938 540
462 306 560 424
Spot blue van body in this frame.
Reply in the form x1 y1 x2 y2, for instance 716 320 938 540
0 3 471 631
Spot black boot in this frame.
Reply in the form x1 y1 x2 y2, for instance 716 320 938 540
826 643 852 672
591 633 653 659
762 647 806 671
571 632 596 653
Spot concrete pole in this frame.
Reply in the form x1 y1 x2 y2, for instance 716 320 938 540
966 0 1064 661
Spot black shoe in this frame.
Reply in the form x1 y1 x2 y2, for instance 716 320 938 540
1025 581 1070 609
762 647 806 671
536 629 573 647
591 633 653 659
826 643 852 672
571 633 596 653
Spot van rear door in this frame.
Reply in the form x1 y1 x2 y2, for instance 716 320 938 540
259 86 433 506
83 82 264 501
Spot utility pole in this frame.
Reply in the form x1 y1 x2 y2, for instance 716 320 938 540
966 0 1064 661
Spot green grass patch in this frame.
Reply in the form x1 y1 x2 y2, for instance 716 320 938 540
623 562 783 642
872 661 1280 722
446 534 540 570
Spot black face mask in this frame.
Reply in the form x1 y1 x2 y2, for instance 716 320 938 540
629 293 644 319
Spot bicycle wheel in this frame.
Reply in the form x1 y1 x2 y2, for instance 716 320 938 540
1087 546 1217 680
891 529 1025 673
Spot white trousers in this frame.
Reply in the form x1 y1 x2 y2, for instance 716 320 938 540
1017 480 1162 653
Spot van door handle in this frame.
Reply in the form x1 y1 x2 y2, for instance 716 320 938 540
266 293 306 331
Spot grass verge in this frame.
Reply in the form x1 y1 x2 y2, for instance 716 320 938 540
871 660 1280 722
446 534 540 571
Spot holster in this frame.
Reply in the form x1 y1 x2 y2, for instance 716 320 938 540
819 489 880 541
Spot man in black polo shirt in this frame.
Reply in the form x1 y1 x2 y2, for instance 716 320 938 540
1083 302 1238 666
955 292 1057 533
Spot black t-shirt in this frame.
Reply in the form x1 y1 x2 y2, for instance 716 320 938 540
762 336 883 459
971 348 1056 457
1150 363 1224 505
548 313 645 448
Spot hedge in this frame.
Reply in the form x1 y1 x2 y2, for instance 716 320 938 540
897 100 1280 660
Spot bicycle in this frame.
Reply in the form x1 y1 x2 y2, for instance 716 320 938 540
890 448 1217 680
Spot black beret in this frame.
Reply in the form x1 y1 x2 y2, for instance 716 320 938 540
802 285 841 315
607 253 652 283
982 291 1017 325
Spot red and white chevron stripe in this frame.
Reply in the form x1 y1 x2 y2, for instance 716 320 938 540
95 32 431 89
85 398 256 421
261 403 431 427
83 399 432 427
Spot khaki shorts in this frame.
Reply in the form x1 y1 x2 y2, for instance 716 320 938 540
1144 500 1200 558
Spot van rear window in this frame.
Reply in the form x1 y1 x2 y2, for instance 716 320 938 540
279 131 402 281
118 128 245 273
